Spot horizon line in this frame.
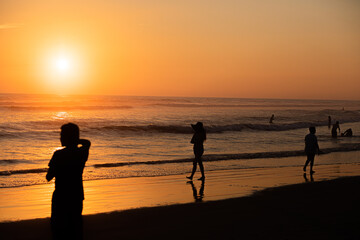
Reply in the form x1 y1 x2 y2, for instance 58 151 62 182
0 92 359 102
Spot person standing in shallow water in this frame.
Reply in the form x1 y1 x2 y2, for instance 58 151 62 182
269 114 274 123
303 126 320 174
331 121 340 138
46 123 91 240
187 122 206 181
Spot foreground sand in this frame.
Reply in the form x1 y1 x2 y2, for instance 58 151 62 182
0 176 359 240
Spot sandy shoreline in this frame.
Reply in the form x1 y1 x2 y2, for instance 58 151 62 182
0 175 359 239
0 152 360 239
1 152 360 222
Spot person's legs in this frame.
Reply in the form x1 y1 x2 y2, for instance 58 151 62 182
304 154 314 172
310 156 315 174
332 131 337 138
68 200 83 240
195 149 204 180
187 160 197 180
51 193 67 240
198 159 205 180
303 156 310 172
187 148 204 180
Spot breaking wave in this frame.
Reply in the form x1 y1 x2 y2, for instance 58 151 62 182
97 121 359 134
2 144 359 176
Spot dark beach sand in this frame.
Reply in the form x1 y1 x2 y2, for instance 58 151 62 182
1 176 359 240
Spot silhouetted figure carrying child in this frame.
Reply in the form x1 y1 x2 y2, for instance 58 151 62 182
187 122 206 181
303 126 320 175
46 123 91 240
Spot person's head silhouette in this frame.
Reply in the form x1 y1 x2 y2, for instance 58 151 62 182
191 122 204 132
60 123 79 147
309 126 316 134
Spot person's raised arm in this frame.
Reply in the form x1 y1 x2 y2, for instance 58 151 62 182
78 139 91 149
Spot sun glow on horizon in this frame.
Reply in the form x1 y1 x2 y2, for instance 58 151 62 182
1 1 359 99
38 44 87 94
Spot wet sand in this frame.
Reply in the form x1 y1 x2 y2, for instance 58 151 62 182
1 155 360 222
0 152 360 239
0 175 359 239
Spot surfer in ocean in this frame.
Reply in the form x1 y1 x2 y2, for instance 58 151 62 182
331 121 340 138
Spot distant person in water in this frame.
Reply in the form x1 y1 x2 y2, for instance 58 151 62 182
341 128 353 137
328 116 331 129
187 122 206 181
331 121 340 138
303 126 320 174
46 123 91 240
269 114 275 123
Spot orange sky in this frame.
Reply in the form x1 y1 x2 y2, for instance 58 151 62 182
1 0 359 100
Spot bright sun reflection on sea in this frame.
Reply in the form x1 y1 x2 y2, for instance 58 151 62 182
53 111 69 120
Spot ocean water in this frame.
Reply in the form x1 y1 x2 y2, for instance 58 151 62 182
1 94 360 188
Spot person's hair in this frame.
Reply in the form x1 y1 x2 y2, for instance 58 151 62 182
309 126 316 134
201 128 207 141
60 123 79 147
196 122 206 141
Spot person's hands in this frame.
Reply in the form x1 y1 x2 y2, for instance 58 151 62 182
78 139 91 148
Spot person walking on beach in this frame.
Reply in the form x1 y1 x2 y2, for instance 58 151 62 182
46 123 91 240
331 121 340 138
328 116 331 129
303 126 320 174
187 122 206 181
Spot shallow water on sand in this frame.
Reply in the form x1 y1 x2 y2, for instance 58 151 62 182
0 154 359 222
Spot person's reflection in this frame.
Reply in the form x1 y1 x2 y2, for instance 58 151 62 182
303 173 314 182
187 180 205 202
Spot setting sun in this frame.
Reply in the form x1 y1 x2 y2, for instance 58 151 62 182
38 45 87 94
54 57 71 74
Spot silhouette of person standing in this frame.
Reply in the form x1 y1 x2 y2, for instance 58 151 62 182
303 126 320 174
331 121 340 138
46 123 91 240
187 122 206 181
328 116 331 129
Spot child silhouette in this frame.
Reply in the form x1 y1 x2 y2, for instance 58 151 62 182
303 126 320 174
